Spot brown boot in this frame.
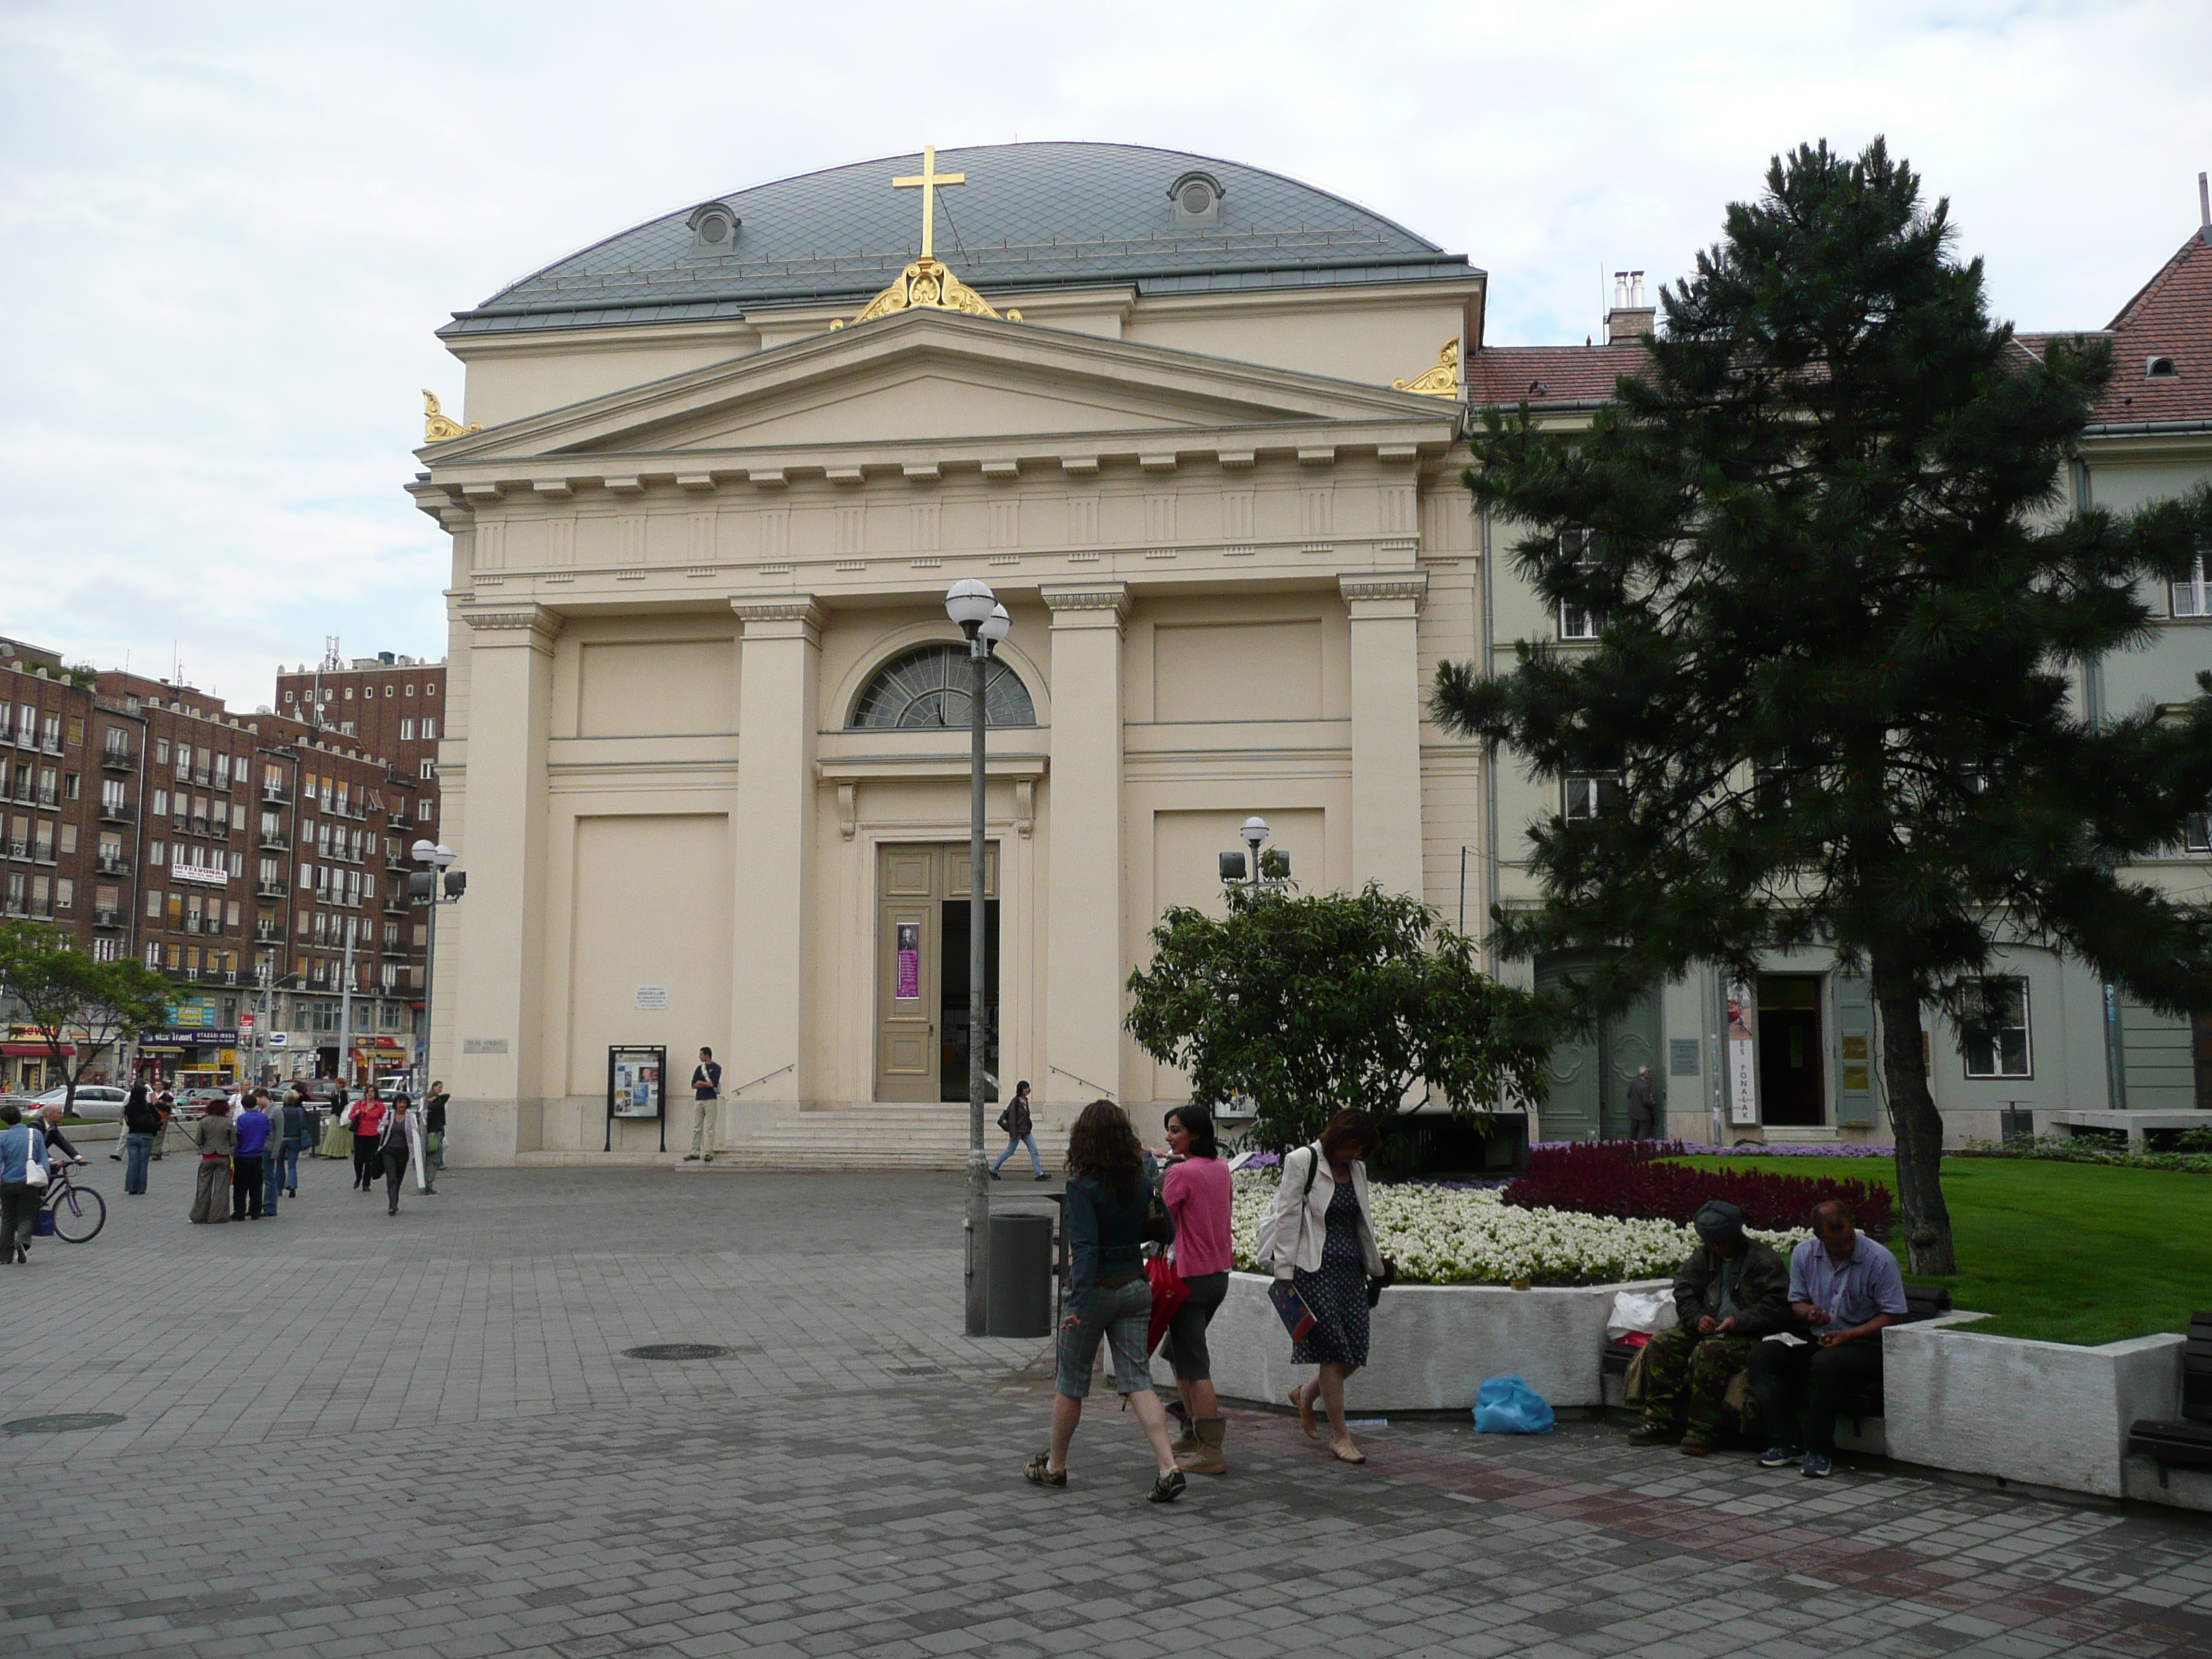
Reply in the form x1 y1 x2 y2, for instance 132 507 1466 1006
1178 1417 1228 1475
1169 1419 1202 1458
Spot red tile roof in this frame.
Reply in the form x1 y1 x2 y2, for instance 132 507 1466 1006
1462 341 1652 410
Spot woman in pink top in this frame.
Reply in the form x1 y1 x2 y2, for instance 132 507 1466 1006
1159 1104 1234 1476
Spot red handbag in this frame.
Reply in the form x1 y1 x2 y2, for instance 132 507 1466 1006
1146 1254 1190 1356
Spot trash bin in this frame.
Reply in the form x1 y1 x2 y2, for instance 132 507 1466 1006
986 1210 1055 1338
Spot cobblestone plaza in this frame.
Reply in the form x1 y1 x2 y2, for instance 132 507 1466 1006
6 1162 2211 1658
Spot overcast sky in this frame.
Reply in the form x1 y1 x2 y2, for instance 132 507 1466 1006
2 0 2206 709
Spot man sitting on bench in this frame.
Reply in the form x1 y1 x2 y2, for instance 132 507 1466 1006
1627 1200 1789 1456
1749 1199 1907 1480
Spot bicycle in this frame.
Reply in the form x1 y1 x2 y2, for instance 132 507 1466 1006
38 1159 107 1244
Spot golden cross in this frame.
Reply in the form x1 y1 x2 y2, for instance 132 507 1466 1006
892 145 965 262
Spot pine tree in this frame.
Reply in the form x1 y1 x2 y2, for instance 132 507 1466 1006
1434 139 2212 1274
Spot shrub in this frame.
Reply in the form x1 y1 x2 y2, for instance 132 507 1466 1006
1501 1141 1894 1238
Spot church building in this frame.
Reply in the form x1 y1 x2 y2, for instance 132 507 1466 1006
415 143 1487 1164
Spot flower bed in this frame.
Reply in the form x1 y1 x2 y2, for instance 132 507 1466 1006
1229 1170 1807 1287
1503 1140 1894 1236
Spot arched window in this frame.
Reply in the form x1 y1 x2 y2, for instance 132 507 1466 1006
850 644 1036 729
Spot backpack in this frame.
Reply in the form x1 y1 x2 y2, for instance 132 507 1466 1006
1254 1144 1321 1272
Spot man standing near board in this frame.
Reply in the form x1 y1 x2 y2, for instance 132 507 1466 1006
683 1047 722 1164
1625 1065 1660 1141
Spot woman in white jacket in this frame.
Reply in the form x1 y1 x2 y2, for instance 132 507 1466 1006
1263 1110 1385 1463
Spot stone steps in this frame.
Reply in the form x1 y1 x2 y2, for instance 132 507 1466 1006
713 1104 1065 1172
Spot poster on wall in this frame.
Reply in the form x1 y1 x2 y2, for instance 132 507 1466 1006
1725 982 1758 1126
608 1047 665 1119
895 923 921 1000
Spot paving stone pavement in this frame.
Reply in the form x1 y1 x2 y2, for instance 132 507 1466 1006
4 1155 2210 1658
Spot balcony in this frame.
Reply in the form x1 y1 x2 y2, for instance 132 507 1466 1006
259 831 289 851
41 738 62 757
97 801 133 823
94 853 130 876
253 922 280 943
33 848 55 866
192 768 210 788
5 839 24 859
34 790 57 810
93 907 123 929
262 784 292 805
255 879 285 899
384 895 410 914
101 747 132 772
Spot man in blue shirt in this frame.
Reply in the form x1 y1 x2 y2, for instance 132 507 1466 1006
1748 1198 1908 1478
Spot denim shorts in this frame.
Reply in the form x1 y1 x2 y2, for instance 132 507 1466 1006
1054 1276 1155 1398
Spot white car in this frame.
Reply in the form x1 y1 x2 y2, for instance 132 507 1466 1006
33 1084 130 1120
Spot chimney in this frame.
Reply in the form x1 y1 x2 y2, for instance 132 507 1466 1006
2200 171 2210 246
1605 269 1655 346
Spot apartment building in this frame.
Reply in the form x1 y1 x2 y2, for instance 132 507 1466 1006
274 650 446 840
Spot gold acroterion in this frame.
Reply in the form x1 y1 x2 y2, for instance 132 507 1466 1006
422 390 483 443
892 145 965 262
1391 338 1462 399
835 145 1021 330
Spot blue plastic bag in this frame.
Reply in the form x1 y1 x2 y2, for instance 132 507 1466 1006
1472 1373 1555 1434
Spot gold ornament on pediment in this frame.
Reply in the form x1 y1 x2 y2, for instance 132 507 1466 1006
832 145 1022 331
1391 338 1462 399
422 390 483 443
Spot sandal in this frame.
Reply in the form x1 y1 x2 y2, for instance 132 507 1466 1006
1148 1468 1187 1504
1329 1437 1366 1465
1023 1452 1066 1488
1290 1385 1319 1440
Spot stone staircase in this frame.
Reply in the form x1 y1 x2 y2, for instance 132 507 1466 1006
711 1102 1068 1172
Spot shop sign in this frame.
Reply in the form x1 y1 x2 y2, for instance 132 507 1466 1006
1725 981 1759 1127
173 859 229 887
166 997 221 1029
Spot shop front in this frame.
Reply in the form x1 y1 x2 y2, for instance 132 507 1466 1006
135 1028 241 1089
3 1028 73 1094
351 1038 410 1090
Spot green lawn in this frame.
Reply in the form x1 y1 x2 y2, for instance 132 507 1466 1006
1670 1155 2211 1346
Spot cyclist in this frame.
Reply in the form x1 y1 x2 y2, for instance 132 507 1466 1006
34 1102 89 1170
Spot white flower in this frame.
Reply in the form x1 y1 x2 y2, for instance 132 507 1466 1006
1231 1170 1808 1287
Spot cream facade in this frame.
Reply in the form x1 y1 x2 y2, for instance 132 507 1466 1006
413 148 1493 1164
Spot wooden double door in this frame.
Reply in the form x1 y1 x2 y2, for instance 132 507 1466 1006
875 842 1000 1103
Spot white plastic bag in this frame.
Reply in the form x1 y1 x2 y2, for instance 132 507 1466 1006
1606 1287 1676 1341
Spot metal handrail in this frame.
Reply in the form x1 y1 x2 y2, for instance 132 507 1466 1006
1048 1064 1118 1102
727 1062 795 1097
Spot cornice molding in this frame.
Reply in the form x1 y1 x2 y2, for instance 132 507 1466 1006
732 596 826 642
1339 571 1429 608
1039 581 1130 620
463 605 563 642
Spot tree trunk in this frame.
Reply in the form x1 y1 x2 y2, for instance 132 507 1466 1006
1872 958 1956 1275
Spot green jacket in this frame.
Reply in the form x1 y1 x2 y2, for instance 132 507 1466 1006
1671 1237 1789 1336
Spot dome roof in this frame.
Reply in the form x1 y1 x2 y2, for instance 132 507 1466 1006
441 142 1473 338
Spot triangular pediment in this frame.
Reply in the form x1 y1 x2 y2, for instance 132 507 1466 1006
423 308 1454 465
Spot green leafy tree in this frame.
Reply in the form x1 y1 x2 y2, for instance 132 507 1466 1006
0 922 172 1110
1434 138 2212 1272
1124 883 1550 1151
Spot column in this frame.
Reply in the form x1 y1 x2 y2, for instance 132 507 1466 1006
729 597 824 1107
1042 582 1128 1109
1341 572 1429 897
450 604 560 1149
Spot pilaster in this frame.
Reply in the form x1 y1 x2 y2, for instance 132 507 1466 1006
1340 572 1428 897
1042 582 1129 1108
730 596 825 1111
449 605 561 1150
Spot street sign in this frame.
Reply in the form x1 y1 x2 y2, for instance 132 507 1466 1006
266 1032 289 1048
239 1013 256 1033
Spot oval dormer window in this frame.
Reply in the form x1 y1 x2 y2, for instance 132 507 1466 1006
686 202 739 252
1167 170 1224 227
2146 355 2178 378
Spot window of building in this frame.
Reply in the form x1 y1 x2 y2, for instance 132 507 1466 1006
55 878 72 911
58 823 76 854
63 772 78 800
339 722 356 736
405 684 416 697
153 787 168 818
155 737 169 765
400 718 415 742
2175 556 2210 619
145 941 162 967
850 645 1037 729
1563 774 1621 821
421 717 436 739
146 887 163 919
1555 527 1606 641
426 682 436 696
91 936 117 962
419 759 434 779
1961 977 2033 1078
2186 811 2211 854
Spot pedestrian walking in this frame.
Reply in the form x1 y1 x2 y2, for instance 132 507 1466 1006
377 1094 413 1215
316 1089 351 1160
1264 1110 1388 1465
0 1101 48 1264
682 1048 721 1163
989 1080 1045 1180
189 1100 235 1224
1625 1065 1660 1141
1023 1100 1185 1503
122 1082 161 1196
232 1091 274 1220
423 1082 449 1188
152 1085 175 1160
1157 1103 1234 1475
275 1088 308 1200
346 1089 387 1192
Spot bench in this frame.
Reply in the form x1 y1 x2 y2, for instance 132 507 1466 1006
2126 1311 2212 1489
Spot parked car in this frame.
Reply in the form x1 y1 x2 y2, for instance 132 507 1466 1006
173 1086 233 1120
32 1083 131 1120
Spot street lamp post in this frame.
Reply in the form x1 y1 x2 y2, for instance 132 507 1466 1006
945 579 1010 1338
409 840 463 1100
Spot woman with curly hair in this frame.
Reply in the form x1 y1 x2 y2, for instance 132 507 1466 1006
1024 1100 1185 1503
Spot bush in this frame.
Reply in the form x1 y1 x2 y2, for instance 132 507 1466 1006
1501 1141 1894 1238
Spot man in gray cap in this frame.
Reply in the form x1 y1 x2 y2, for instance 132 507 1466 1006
1627 1199 1789 1455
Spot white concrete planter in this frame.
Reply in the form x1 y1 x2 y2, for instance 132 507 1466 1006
1166 1269 1667 1413
1881 1319 2205 1512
